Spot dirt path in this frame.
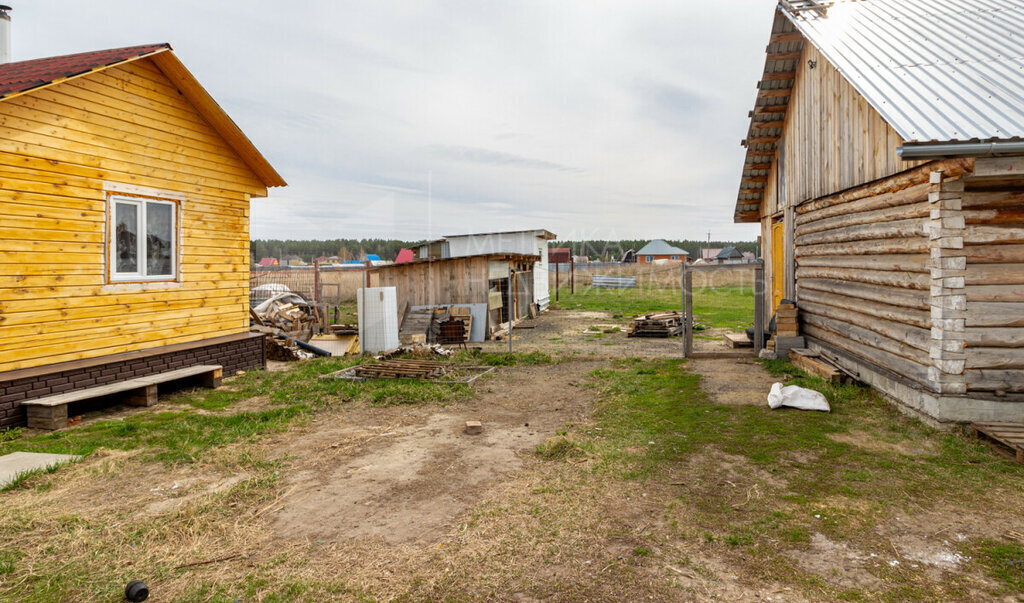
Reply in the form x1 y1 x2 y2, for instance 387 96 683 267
266 360 603 544
688 357 778 406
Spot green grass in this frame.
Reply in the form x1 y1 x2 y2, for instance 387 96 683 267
0 356 479 467
573 357 1024 598
455 350 558 366
549 286 754 329
970 539 1024 593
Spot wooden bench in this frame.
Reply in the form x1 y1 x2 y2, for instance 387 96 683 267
21 365 222 430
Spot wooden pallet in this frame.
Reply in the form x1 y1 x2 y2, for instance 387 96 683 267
321 360 496 384
971 422 1024 464
321 359 452 381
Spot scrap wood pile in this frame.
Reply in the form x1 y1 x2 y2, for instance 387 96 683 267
250 292 320 360
628 311 683 337
346 359 452 380
327 323 358 335
320 356 496 385
400 306 472 344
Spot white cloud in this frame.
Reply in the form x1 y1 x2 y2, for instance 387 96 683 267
14 0 776 241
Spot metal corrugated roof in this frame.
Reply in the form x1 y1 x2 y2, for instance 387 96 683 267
636 240 688 256
782 0 1024 143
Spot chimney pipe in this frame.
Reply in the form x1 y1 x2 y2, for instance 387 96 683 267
0 6 11 64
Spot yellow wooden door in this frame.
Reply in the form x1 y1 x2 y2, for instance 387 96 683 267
771 220 785 310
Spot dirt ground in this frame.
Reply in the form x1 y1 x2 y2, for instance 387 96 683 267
3 307 1023 600
474 309 736 358
266 360 602 545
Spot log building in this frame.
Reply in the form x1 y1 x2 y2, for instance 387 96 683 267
734 1 1024 423
0 43 285 428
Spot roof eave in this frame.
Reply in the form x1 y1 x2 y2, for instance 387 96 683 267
148 51 286 189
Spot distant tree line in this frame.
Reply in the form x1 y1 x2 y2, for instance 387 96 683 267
549 239 759 261
250 239 417 263
250 238 759 263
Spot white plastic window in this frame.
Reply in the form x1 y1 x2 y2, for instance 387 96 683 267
109 196 176 282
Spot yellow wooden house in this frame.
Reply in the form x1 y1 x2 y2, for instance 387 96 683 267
0 43 285 428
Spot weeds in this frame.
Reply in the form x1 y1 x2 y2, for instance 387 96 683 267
969 539 1024 593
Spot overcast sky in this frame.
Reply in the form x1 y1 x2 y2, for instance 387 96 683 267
15 1 776 242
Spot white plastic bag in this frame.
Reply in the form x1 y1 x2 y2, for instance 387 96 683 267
767 382 831 412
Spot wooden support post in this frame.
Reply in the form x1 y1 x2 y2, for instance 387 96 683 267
684 266 693 355
201 367 223 389
570 257 575 294
681 263 687 357
754 263 765 351
26 405 68 430
126 384 159 407
555 262 559 301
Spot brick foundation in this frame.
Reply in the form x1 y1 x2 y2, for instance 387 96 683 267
0 333 265 429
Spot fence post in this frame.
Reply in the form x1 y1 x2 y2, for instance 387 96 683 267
570 257 575 294
313 260 323 329
555 262 559 301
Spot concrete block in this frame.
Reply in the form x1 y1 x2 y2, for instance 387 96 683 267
0 452 79 487
126 384 158 407
464 420 482 435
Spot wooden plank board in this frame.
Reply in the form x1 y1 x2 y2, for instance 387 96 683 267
724 332 752 348
788 348 844 383
22 364 221 407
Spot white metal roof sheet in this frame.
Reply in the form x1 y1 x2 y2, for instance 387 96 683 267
782 0 1024 143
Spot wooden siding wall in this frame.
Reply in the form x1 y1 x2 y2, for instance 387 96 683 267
792 164 964 389
372 256 493 316
962 183 1024 393
0 58 264 372
762 44 923 216
758 45 924 321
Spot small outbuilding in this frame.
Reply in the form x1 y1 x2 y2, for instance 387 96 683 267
0 43 285 428
416 229 557 310
370 253 539 340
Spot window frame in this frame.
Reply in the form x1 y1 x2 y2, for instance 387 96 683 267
108 194 179 283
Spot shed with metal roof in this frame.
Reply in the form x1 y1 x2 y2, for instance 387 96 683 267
732 0 1024 424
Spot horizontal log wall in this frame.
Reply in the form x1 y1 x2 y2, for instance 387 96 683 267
962 180 1024 393
793 162 972 391
0 58 262 371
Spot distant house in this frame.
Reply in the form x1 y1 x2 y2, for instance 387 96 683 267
636 240 689 264
701 248 723 262
417 229 557 310
282 255 305 266
0 42 285 429
714 247 745 264
395 249 414 264
258 257 279 267
365 254 382 262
